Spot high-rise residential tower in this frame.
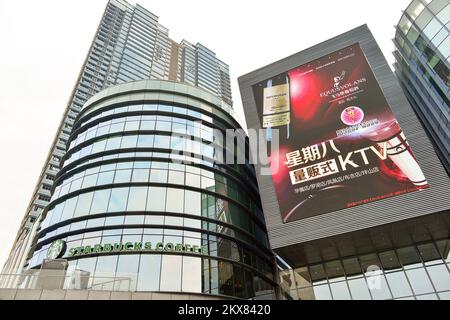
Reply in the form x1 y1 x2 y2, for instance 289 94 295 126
2 0 232 276
394 0 450 174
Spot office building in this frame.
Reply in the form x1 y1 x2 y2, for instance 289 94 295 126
394 0 450 173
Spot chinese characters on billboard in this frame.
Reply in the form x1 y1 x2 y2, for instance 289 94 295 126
252 43 429 223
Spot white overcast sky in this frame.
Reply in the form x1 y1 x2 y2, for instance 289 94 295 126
0 0 411 269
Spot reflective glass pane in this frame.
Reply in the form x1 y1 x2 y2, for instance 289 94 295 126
406 268 435 295
385 271 413 298
160 255 182 291
330 281 351 300
348 278 371 300
426 264 450 292
147 187 166 211
313 284 332 300
182 256 202 293
137 254 161 291
115 255 139 291
127 187 148 211
166 188 184 213
108 188 129 212
90 189 111 214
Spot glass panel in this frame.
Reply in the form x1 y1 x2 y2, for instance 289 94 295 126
330 281 351 300
385 271 413 298
342 257 362 278
75 257 97 289
108 187 129 212
184 190 201 216
426 264 450 292
73 192 93 218
137 254 161 291
418 243 442 265
127 187 148 211
115 255 139 291
147 187 166 211
166 188 184 213
325 260 345 282
121 135 138 148
379 250 402 272
93 255 118 290
219 261 234 296
313 284 332 300
160 255 182 291
97 171 114 185
61 197 78 221
149 169 167 183
397 246 422 269
309 264 327 283
360 254 381 275
137 135 154 148
367 274 392 300
131 169 150 182
182 256 202 293
114 169 132 183
90 189 111 214
348 278 371 300
405 268 435 295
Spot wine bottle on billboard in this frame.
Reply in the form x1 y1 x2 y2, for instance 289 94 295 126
262 74 290 142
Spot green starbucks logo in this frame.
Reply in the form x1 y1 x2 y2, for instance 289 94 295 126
47 239 66 259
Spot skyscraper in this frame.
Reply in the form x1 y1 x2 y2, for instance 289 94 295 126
394 0 450 174
2 0 232 276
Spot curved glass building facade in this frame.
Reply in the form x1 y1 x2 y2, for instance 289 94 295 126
394 0 450 173
26 80 277 299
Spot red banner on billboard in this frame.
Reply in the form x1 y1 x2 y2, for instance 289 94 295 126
252 43 429 223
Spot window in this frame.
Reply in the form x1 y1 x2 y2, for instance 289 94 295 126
137 135 154 148
132 169 149 183
166 188 184 213
154 135 170 149
127 187 147 211
385 272 413 298
347 278 371 300
94 255 118 289
406 268 434 295
90 189 111 214
97 171 115 185
73 192 94 218
115 255 139 291
168 170 184 185
160 255 182 291
330 281 351 300
108 187 129 212
184 190 201 216
181 256 202 293
147 187 166 211
137 255 161 291
121 135 138 148
61 197 78 221
114 169 132 183
149 169 167 183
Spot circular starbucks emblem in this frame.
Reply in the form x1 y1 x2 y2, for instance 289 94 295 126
47 239 66 259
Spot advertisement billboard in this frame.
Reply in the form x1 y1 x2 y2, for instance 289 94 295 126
252 43 429 223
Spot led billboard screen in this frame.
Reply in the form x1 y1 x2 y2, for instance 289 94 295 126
252 43 429 223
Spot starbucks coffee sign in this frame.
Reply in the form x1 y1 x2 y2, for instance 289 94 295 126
47 239 66 259
66 241 206 257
